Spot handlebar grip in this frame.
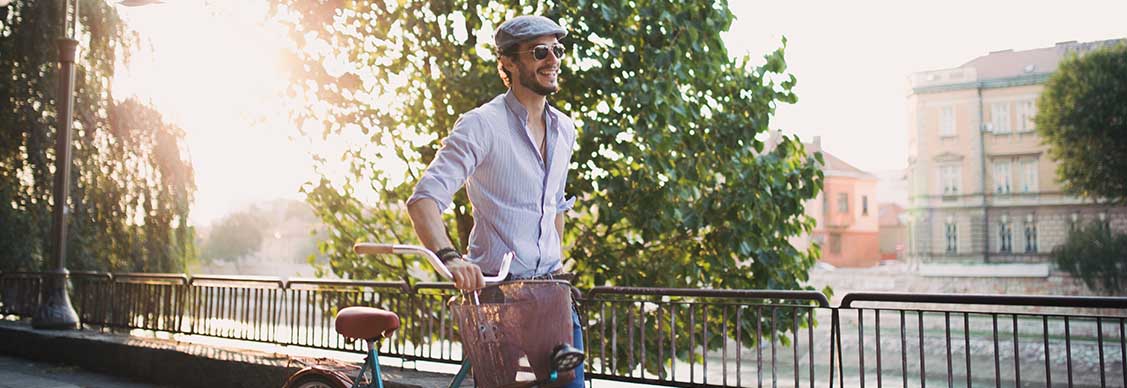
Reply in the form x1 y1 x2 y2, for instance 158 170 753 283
481 252 514 283
353 243 395 255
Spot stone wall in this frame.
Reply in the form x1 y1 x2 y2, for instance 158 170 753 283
807 261 1100 306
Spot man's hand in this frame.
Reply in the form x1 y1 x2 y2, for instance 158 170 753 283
448 258 485 291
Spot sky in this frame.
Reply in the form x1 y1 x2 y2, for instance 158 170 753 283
109 0 1127 226
723 0 1127 175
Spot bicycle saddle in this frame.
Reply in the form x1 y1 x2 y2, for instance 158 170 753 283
335 306 400 341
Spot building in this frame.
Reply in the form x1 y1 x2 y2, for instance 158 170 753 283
878 203 907 260
783 135 881 268
874 169 908 208
905 39 1127 264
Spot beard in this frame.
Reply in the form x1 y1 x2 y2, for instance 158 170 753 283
516 61 559 96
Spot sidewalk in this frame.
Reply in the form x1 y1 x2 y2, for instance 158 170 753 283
0 355 162 388
0 319 462 388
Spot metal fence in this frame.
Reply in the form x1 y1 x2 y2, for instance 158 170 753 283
837 292 1127 388
582 287 833 388
2 271 1126 388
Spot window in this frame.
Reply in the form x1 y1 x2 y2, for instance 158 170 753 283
862 196 869 216
945 221 958 253
829 233 842 254
998 221 1013 253
1021 158 1038 193
837 193 849 214
1024 217 1038 253
991 103 1011 134
994 160 1012 194
940 165 961 195
939 106 956 137
1017 100 1036 132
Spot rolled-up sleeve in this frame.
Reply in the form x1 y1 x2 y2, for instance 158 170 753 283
555 173 575 212
408 113 488 211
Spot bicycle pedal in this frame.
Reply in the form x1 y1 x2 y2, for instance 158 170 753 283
550 343 585 372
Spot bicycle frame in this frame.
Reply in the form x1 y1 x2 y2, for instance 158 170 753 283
352 339 385 388
349 337 474 388
350 243 514 388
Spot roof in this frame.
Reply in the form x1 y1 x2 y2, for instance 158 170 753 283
911 38 1126 92
767 131 876 179
815 148 877 180
958 39 1125 80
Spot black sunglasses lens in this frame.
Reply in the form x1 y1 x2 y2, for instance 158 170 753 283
552 45 565 58
533 46 550 60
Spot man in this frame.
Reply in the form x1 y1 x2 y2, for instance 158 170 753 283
405 15 583 387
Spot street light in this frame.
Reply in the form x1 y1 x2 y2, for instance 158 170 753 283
31 0 84 330
31 0 163 330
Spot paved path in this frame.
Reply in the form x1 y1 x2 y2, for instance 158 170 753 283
0 355 163 388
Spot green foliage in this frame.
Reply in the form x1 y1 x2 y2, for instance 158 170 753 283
0 0 196 272
1053 221 1127 295
269 0 823 375
1036 42 1127 205
200 208 267 262
198 199 324 265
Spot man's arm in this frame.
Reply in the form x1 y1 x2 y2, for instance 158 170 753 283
555 212 565 245
407 198 456 252
407 198 485 291
406 113 488 291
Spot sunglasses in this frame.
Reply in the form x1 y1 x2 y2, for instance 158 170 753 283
516 43 566 61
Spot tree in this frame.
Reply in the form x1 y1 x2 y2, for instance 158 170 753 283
0 0 196 273
1052 221 1127 295
270 0 822 375
197 199 325 265
1036 42 1127 205
200 208 267 262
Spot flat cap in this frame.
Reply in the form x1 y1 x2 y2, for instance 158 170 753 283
494 16 567 53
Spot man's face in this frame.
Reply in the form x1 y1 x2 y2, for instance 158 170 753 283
506 35 562 96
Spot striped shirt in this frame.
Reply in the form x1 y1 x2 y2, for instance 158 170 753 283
408 90 576 278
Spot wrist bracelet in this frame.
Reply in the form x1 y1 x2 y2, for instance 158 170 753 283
435 247 461 264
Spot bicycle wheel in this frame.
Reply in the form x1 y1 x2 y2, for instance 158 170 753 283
289 374 348 388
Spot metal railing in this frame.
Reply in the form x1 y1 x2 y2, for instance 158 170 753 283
837 292 1127 388
584 287 831 388
2 271 1126 387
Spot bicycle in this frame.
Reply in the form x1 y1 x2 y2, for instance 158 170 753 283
283 243 584 388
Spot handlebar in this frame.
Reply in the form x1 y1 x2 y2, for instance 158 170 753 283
352 243 512 283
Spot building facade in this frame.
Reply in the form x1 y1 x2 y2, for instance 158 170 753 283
879 203 907 260
786 136 881 268
905 39 1127 264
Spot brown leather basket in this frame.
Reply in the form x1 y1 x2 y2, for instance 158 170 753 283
450 280 576 388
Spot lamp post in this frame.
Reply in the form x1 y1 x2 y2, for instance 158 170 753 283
31 0 83 330
31 0 163 330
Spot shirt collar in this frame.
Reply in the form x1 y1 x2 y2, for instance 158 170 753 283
503 89 555 126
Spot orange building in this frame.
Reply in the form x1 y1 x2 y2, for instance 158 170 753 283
779 135 881 267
